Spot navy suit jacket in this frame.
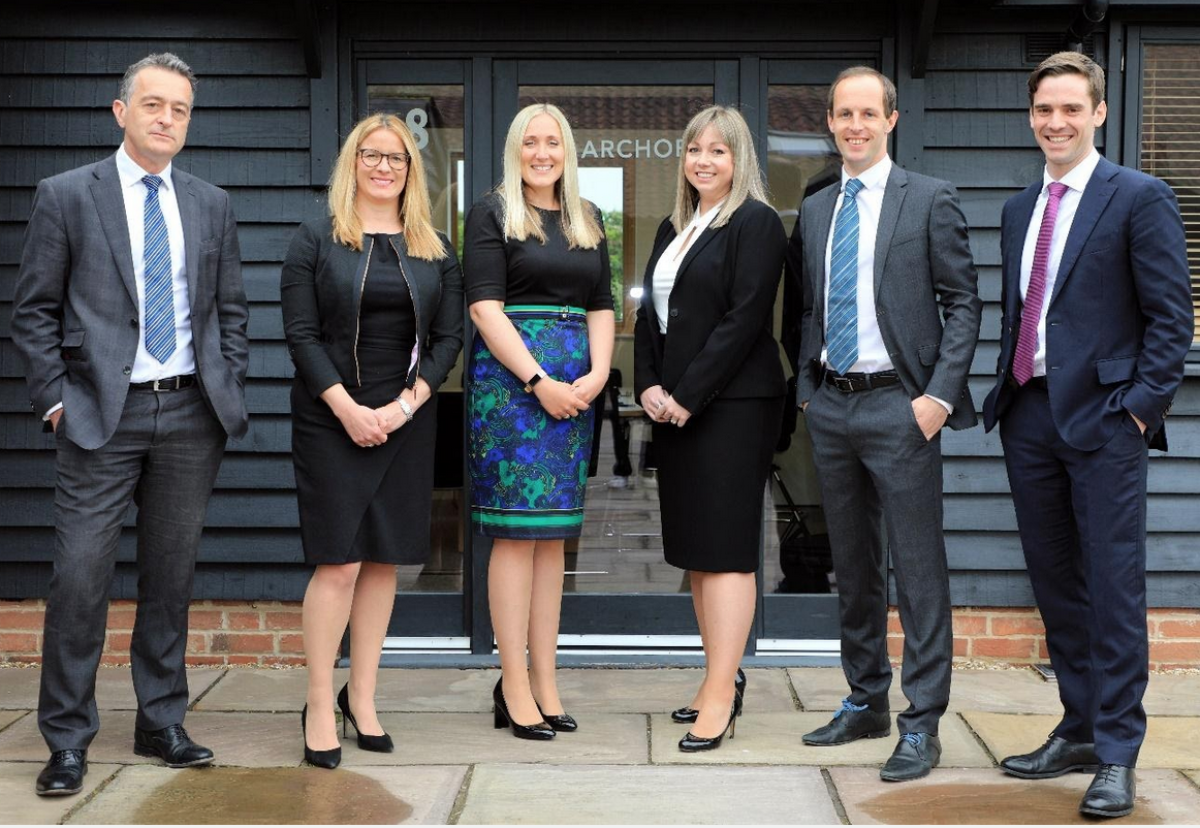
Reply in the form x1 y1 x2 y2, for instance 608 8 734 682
982 155 1193 452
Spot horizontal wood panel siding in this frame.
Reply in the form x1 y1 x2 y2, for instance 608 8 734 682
916 18 1200 604
0 2 313 598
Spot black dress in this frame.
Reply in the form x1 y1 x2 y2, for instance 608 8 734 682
291 234 438 565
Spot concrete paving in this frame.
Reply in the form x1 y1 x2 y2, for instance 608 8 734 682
457 764 839 824
829 766 1200 824
962 712 1200 770
0 665 1197 824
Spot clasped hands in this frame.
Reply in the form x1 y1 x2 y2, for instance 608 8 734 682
534 370 606 420
339 394 419 448
639 385 691 427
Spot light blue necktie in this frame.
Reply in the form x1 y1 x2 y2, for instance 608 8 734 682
142 175 176 363
826 177 864 375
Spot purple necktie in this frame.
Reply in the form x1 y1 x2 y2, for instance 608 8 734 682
1012 182 1069 386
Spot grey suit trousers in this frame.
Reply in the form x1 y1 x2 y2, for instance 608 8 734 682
39 385 225 752
805 380 952 735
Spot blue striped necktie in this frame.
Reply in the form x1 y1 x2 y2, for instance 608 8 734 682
142 175 176 364
826 177 864 375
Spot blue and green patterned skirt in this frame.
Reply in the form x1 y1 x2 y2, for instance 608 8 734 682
468 305 594 539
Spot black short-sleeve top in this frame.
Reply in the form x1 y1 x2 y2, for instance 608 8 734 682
463 193 614 312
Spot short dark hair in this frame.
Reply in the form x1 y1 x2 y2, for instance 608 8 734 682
827 66 898 118
1028 51 1105 109
118 53 197 105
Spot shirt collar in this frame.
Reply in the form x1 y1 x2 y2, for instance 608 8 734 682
688 198 726 230
1042 148 1100 195
116 143 174 193
842 154 892 193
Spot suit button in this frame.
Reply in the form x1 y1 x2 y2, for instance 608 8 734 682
123 366 132 375
130 318 138 328
669 309 679 318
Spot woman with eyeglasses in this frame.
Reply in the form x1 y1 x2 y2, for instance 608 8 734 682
281 114 463 768
634 106 786 752
463 103 615 740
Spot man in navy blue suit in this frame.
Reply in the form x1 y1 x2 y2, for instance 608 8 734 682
983 52 1192 819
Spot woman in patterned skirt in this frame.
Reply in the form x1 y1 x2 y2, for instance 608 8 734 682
464 103 614 739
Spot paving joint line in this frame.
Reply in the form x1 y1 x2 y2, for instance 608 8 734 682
187 668 230 711
956 710 999 767
784 669 805 711
820 766 851 825
644 713 654 764
446 763 476 824
0 709 31 736
1178 768 1200 795
58 762 126 824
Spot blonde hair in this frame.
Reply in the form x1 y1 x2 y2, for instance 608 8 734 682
671 106 768 233
498 103 602 250
327 114 446 260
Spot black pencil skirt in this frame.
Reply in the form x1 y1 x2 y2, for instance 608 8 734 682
653 396 784 573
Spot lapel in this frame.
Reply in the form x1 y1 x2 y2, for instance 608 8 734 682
1005 183 1040 322
641 223 676 335
673 216 722 288
173 168 201 305
873 164 908 300
88 154 138 306
1049 156 1119 306
808 185 838 325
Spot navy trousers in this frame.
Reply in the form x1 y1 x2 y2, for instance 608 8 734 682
999 382 1149 767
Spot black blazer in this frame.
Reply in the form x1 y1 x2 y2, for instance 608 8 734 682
280 217 464 399
633 199 787 415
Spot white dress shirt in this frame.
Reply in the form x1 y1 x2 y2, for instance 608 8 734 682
652 201 723 334
116 143 196 383
1019 148 1101 377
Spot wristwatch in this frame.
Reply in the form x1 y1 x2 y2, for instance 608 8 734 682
523 369 547 394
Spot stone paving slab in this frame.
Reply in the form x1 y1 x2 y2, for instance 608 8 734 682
0 711 302 768
789 666 1061 714
962 712 1200 770
0 762 122 825
829 766 1200 824
1186 770 1200 787
457 764 838 824
339 712 649 766
0 710 29 733
551 667 796 714
66 764 466 824
649 711 992 767
0 666 225 711
1145 674 1200 716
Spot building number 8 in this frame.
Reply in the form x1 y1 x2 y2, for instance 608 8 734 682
406 109 429 150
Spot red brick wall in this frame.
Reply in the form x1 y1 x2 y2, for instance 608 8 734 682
1 599 1197 668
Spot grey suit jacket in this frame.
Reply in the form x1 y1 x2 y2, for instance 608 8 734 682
11 153 250 450
790 163 982 431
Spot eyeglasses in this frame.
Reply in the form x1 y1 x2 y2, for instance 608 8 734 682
357 148 411 169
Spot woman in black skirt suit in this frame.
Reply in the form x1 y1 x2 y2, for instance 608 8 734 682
634 105 787 752
464 103 615 739
281 114 463 767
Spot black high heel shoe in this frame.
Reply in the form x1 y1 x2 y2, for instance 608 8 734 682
671 668 747 724
679 698 739 752
301 704 341 769
492 677 555 741
337 683 394 753
536 701 578 733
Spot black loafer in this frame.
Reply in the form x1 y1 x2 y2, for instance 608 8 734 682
802 702 891 746
880 733 941 782
133 724 214 768
35 749 87 796
1080 764 1135 818
1000 735 1099 779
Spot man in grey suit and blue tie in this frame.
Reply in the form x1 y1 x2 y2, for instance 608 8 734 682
12 53 249 795
787 67 981 781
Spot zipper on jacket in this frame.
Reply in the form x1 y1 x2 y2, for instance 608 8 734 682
352 236 373 386
388 237 422 387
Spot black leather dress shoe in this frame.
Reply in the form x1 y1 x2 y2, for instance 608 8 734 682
1080 764 1135 818
880 733 941 782
35 750 87 796
133 724 214 768
802 701 891 746
1000 735 1099 779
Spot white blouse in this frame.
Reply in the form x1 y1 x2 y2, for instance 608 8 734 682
652 201 724 334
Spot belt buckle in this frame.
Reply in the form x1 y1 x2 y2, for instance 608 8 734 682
151 377 178 392
832 375 855 393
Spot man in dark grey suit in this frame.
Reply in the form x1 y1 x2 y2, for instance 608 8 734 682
11 53 249 796
787 67 981 781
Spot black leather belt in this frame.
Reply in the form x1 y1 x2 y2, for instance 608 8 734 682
824 369 901 393
130 374 196 391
